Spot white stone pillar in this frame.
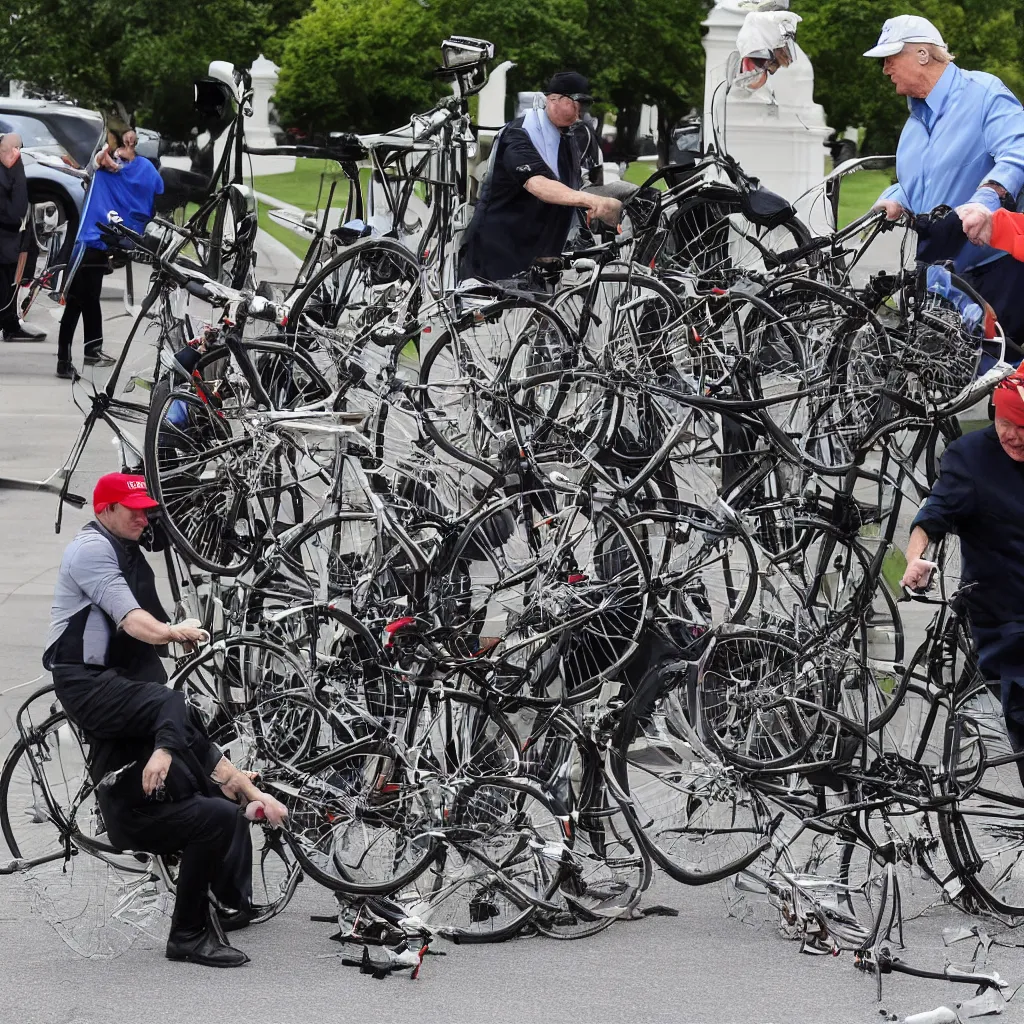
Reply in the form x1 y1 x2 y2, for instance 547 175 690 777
245 54 295 175
476 60 515 139
702 2 832 224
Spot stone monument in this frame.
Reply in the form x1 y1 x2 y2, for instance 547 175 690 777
243 54 295 175
702 0 832 225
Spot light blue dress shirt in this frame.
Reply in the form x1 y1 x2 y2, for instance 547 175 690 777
879 63 1024 272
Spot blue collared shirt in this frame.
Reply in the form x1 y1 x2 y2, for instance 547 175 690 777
880 63 1024 272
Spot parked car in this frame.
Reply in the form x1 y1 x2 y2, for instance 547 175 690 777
0 98 162 265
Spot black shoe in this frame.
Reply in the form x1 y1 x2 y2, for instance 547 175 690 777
217 905 256 933
4 327 45 342
55 362 79 380
165 926 250 968
83 349 116 367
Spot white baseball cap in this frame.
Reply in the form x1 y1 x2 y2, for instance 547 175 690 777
863 15 946 58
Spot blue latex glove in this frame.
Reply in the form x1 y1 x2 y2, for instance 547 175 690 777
966 187 1004 212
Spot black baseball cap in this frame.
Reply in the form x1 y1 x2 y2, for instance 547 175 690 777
545 71 593 104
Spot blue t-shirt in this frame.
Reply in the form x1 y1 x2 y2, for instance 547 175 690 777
76 156 164 250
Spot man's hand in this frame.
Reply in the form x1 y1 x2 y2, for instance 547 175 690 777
248 792 289 828
900 558 937 592
95 144 120 173
957 202 995 246
167 622 210 647
872 199 905 222
142 747 172 795
586 195 622 229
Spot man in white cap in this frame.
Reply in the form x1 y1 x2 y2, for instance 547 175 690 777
864 15 1024 346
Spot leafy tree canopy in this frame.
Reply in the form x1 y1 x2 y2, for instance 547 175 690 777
791 0 1024 152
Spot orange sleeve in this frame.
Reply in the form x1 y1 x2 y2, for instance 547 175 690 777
988 208 1024 262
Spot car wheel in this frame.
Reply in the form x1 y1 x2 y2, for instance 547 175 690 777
26 183 79 271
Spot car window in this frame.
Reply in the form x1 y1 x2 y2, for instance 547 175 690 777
0 114 63 151
0 110 104 169
47 112 105 168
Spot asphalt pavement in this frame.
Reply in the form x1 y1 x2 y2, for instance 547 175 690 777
0 227 1020 1024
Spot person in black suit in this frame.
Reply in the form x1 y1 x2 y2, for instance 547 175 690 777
0 133 44 342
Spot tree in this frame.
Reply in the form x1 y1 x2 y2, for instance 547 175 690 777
273 0 444 134
0 0 305 139
272 0 595 134
583 0 710 161
274 0 710 160
791 0 1024 153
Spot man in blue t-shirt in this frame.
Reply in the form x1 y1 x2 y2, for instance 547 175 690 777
56 128 164 379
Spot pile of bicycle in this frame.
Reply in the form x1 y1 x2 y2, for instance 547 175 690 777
2 40 1023 997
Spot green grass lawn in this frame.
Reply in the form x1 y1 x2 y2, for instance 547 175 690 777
623 160 666 189
251 159 373 262
836 168 893 228
253 158 353 209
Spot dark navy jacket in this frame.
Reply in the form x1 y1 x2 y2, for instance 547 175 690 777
912 425 1024 676
458 115 581 283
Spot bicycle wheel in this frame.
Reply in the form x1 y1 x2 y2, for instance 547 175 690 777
610 660 776 883
274 737 439 896
660 184 810 289
402 777 573 943
187 184 258 290
171 636 324 767
417 296 575 470
697 629 829 770
286 237 423 397
144 340 339 575
549 270 684 372
767 517 906 669
446 502 650 699
939 685 1024 922
0 712 160 958
624 500 759 629
402 686 522 780
751 283 892 475
510 704 652 938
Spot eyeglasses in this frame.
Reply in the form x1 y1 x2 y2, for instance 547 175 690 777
549 93 591 106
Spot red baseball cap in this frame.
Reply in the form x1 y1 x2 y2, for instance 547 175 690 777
993 360 1024 428
93 473 160 514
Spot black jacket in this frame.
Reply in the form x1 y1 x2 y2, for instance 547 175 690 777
459 115 582 283
0 158 27 265
912 425 1024 676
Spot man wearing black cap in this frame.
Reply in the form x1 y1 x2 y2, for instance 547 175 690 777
459 71 622 285
44 472 287 968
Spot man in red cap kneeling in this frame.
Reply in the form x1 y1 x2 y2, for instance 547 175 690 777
903 367 1024 784
44 473 287 967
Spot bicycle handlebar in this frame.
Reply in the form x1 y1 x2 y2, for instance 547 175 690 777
101 215 285 323
770 208 887 267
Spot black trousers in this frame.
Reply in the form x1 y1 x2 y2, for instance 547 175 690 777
53 666 253 933
963 255 1024 354
58 249 107 363
108 793 252 932
1001 678 1024 791
0 260 19 335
